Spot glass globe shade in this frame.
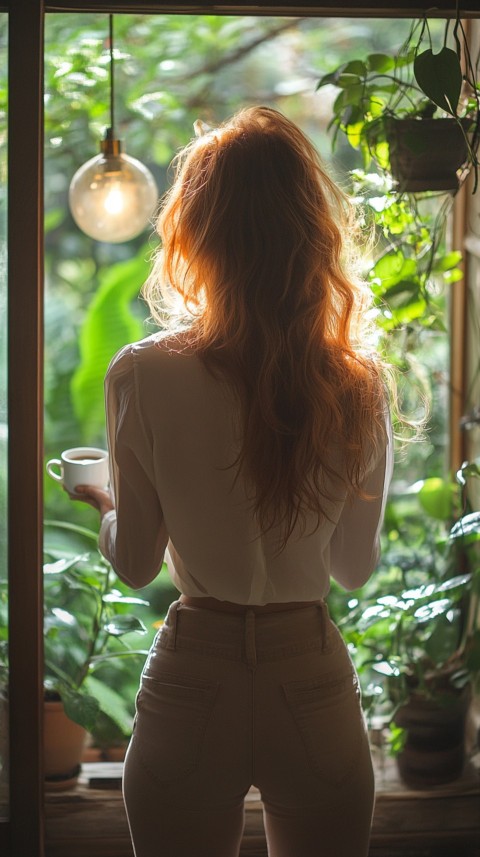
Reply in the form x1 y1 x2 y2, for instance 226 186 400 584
69 147 158 243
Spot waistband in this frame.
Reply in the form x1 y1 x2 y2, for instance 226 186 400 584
154 599 335 670
179 594 322 614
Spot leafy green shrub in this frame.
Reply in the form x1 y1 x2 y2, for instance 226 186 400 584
44 520 152 743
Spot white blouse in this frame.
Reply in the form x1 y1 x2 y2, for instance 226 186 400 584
99 332 393 603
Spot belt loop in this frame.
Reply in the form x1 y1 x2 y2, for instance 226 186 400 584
245 609 257 669
164 600 180 650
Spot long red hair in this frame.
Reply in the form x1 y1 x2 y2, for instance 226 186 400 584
144 106 388 542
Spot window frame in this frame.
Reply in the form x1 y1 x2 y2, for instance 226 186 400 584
4 3 477 856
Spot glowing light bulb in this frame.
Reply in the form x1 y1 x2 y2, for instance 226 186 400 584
69 132 158 243
104 184 125 215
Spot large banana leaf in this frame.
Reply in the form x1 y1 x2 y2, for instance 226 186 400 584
71 253 149 443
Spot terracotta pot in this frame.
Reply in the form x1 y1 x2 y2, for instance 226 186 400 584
386 117 471 192
44 699 87 789
394 688 470 788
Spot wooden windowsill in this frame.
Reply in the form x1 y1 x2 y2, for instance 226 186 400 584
45 755 480 857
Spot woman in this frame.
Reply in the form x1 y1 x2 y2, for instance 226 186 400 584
74 106 393 857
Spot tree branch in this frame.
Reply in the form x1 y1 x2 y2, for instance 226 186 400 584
180 18 304 82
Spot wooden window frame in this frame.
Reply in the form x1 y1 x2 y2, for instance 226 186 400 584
3 3 478 855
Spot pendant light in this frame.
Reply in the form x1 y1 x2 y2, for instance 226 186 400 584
69 16 158 243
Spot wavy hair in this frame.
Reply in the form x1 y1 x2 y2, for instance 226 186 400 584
143 106 389 542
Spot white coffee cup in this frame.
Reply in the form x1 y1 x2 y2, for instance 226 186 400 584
46 447 109 494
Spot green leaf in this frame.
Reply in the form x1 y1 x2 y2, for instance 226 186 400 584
417 477 454 520
456 462 480 486
103 592 150 606
44 208 65 233
413 598 451 622
44 520 100 555
388 723 407 755
44 555 87 575
435 574 472 594
345 120 364 149
432 250 462 272
383 279 420 308
342 59 367 76
424 615 460 666
450 668 471 689
371 139 390 170
414 47 462 116
103 614 147 636
383 299 427 327
83 674 134 735
372 251 416 287
337 73 363 89
450 512 480 540
89 649 149 666
46 607 79 629
71 253 148 442
61 687 100 732
395 48 416 69
443 268 464 284
367 53 395 73
372 660 401 677
316 70 341 90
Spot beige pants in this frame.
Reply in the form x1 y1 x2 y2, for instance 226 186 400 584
123 600 375 857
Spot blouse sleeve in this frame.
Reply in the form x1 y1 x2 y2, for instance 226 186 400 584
329 410 394 591
98 345 169 589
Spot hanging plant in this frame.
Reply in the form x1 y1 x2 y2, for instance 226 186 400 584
316 13 480 192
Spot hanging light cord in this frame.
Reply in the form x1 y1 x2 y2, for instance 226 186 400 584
102 14 120 155
109 14 115 134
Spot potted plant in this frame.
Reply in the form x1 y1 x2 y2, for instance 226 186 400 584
316 15 480 192
334 463 480 788
43 519 151 787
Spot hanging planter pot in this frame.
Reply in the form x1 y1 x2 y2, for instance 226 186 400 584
386 117 470 193
394 687 471 788
44 697 88 790
317 20 480 196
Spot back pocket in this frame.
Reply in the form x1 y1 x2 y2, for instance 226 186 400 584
133 671 219 786
283 669 366 785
